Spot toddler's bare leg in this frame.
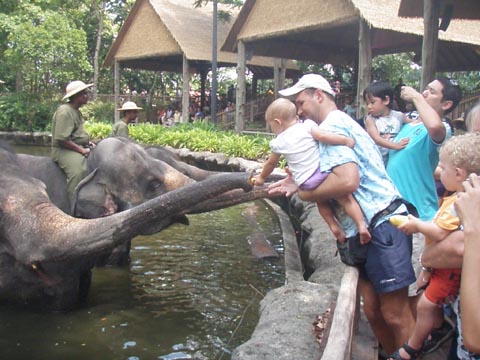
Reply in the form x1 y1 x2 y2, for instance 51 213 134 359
316 201 346 242
336 194 371 244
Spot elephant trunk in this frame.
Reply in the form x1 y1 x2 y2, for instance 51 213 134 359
12 172 254 265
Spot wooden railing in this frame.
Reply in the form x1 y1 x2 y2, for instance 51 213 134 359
452 90 480 120
217 95 274 130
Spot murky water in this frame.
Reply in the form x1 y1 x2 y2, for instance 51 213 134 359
3 145 285 360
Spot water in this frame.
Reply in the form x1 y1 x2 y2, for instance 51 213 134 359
3 145 285 359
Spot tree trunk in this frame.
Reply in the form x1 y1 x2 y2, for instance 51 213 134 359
92 0 106 101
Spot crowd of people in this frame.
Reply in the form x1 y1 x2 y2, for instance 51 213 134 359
51 76 479 359
259 73 479 360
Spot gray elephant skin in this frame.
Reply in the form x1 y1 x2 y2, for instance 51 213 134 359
17 138 219 265
0 140 275 310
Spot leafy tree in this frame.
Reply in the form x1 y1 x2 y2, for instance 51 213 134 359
0 2 92 95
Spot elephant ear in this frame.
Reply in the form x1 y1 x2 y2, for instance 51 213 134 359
72 168 118 218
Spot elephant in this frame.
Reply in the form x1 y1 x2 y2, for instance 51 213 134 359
0 141 277 310
16 138 222 265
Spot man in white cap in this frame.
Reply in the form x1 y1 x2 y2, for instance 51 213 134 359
270 74 416 355
111 101 142 138
51 80 95 203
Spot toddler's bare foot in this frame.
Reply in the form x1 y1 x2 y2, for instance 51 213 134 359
359 225 371 245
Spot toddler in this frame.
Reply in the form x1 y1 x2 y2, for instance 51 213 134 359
255 98 370 244
389 133 480 360
363 81 410 164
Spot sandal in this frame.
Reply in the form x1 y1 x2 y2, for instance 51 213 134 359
388 342 422 360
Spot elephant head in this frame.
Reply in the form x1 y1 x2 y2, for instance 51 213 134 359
73 138 194 219
0 142 259 310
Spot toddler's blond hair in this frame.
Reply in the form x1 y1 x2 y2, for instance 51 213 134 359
440 132 480 175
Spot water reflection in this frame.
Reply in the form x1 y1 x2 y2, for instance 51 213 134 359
3 145 285 359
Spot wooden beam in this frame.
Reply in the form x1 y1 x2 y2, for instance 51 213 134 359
182 54 190 123
248 39 356 66
421 0 440 90
321 267 360 360
235 41 246 133
356 19 372 119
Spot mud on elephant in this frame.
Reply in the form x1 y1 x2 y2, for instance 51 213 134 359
0 141 282 310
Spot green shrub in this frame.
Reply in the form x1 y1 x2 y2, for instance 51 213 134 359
81 100 115 123
0 93 55 131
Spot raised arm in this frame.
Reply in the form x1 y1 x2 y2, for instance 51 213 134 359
456 174 480 353
401 86 446 143
298 162 359 202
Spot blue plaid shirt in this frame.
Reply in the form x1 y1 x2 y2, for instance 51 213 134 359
318 110 404 237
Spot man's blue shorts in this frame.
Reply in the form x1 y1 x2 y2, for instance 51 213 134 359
359 221 415 294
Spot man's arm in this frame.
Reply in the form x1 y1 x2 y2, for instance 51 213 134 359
421 230 464 269
59 140 90 156
298 162 359 202
401 86 446 143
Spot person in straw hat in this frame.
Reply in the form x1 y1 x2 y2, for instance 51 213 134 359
51 80 95 203
111 101 142 138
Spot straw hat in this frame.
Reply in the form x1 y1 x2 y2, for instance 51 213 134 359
63 80 93 100
117 101 143 111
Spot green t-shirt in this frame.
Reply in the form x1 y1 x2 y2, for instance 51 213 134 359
111 120 129 138
51 104 90 148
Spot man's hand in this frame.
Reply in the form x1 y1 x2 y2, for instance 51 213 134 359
267 168 298 197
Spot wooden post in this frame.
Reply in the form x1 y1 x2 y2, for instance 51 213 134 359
182 54 190 123
273 58 284 99
421 0 439 91
235 40 246 133
280 58 286 92
114 59 120 123
356 19 372 120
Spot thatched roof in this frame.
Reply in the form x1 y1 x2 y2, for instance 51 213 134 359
104 0 299 79
398 0 480 20
221 0 480 72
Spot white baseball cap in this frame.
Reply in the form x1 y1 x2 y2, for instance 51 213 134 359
63 80 93 100
279 74 335 98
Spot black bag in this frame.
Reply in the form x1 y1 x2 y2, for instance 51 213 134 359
335 198 418 267
336 234 368 267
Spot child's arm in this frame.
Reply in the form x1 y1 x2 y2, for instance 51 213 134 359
397 215 451 243
365 116 409 150
254 152 281 186
310 127 355 148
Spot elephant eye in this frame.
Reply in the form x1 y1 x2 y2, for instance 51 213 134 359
146 180 165 197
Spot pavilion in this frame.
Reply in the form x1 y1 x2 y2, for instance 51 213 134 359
104 0 299 123
221 0 480 121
